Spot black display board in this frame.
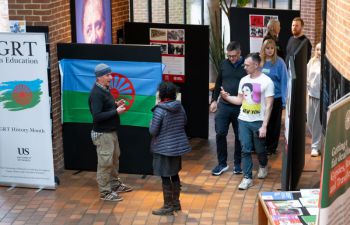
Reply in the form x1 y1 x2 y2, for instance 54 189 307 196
124 22 209 139
229 7 300 57
57 43 162 174
282 40 308 191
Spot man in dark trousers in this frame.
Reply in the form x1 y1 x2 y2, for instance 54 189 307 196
89 63 133 202
285 17 312 67
210 41 246 176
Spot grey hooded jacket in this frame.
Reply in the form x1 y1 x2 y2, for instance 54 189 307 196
149 100 191 156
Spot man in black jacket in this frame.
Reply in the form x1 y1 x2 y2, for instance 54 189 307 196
89 63 132 201
285 17 312 68
210 41 247 176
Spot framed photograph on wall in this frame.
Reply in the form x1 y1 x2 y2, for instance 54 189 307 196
71 0 112 44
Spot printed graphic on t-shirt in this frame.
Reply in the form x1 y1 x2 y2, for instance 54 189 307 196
241 83 261 114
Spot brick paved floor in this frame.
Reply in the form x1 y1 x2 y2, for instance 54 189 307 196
0 112 321 225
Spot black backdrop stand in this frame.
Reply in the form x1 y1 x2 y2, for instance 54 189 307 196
57 43 162 175
282 40 308 190
124 22 209 139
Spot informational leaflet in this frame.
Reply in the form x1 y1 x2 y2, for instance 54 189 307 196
261 191 318 225
272 215 302 225
261 192 294 200
266 200 302 209
249 14 278 53
150 28 185 83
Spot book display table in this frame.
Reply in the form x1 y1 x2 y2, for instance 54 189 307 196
258 190 319 225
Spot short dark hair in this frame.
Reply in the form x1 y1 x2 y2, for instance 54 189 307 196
158 82 178 101
242 83 253 92
226 41 241 51
293 17 304 26
246 52 261 65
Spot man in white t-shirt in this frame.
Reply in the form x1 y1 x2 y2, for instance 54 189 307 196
221 53 274 190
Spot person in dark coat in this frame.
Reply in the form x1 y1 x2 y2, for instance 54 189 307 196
210 41 246 176
263 18 285 60
285 17 312 67
149 82 191 216
89 63 133 202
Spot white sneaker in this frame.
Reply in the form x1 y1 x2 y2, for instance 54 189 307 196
311 149 320 157
238 178 253 190
257 167 268 179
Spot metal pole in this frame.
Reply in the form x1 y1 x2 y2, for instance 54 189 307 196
184 0 187 24
148 0 152 23
130 0 134 22
165 0 169 24
201 0 204 25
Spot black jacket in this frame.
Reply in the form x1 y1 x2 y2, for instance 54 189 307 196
149 100 191 156
212 57 246 106
285 35 312 67
88 83 120 132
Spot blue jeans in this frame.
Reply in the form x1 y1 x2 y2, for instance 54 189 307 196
215 102 242 167
238 120 268 179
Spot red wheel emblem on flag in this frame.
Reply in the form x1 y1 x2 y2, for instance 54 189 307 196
110 72 135 111
12 84 33 106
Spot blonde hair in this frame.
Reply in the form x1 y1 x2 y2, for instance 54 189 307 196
260 39 277 65
310 42 321 64
266 19 280 37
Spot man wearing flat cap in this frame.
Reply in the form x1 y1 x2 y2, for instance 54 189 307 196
89 63 133 201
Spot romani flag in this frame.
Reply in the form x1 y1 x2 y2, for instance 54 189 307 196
59 59 163 127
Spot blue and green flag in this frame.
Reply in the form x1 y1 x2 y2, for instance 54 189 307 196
59 59 162 127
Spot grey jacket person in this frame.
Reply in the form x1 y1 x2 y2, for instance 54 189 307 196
149 100 191 156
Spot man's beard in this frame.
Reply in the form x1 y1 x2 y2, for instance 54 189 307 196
292 29 301 36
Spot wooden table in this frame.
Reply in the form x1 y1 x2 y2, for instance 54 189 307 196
258 193 275 225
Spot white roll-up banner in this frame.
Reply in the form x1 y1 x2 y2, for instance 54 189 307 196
0 32 55 189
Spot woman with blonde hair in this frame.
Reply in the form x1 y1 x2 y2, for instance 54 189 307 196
263 19 284 59
260 39 288 155
307 42 322 157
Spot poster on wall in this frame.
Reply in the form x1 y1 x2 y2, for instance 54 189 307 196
249 14 278 53
74 0 112 44
0 0 10 32
0 33 55 189
9 20 26 33
318 94 350 225
150 28 185 83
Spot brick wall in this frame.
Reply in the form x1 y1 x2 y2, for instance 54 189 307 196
326 0 350 81
300 0 322 48
8 0 130 174
112 0 129 43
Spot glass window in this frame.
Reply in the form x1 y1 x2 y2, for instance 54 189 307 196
169 0 184 24
292 0 300 10
152 0 165 23
276 0 288 9
187 0 202 25
256 0 271 9
133 0 149 22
